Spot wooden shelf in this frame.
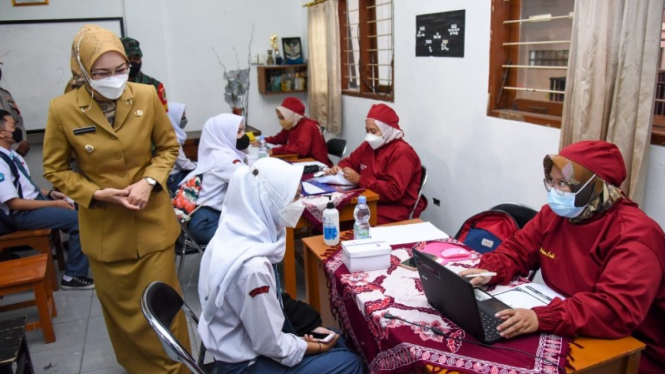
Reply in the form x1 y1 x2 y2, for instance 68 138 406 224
257 64 308 94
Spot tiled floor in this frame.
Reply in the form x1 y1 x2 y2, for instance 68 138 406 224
0 245 308 373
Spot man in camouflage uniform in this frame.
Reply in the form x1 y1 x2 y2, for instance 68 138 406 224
120 37 169 111
0 63 30 156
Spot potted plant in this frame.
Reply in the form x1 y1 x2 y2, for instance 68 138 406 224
223 68 250 116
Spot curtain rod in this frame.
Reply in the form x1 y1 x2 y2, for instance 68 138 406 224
303 0 327 7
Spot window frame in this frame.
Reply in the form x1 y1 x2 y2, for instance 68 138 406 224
488 0 569 128
338 0 394 102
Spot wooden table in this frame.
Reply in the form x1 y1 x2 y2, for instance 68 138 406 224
281 158 380 299
302 219 646 374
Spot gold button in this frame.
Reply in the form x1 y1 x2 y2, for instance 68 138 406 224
110 135 117 140
115 154 122 159
119 172 126 177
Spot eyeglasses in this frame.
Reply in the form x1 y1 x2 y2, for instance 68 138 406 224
543 174 596 196
91 64 129 79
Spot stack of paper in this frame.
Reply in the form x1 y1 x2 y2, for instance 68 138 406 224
369 222 449 246
313 172 356 186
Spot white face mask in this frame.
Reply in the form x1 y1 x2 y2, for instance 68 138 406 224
90 74 129 100
365 133 385 150
278 199 305 228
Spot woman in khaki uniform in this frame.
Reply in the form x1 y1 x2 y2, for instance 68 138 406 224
42 25 190 374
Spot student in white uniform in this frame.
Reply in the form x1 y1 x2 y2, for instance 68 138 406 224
166 102 197 194
0 110 93 289
198 157 364 374
179 113 248 244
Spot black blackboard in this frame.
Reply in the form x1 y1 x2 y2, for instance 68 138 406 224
416 10 465 58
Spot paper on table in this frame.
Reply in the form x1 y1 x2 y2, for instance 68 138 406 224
312 171 356 186
493 283 566 309
369 222 449 246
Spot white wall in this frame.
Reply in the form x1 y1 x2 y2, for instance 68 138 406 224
1 0 308 187
340 0 665 234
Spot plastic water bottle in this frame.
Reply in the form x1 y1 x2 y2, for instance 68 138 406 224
323 196 340 246
353 195 371 239
258 135 269 158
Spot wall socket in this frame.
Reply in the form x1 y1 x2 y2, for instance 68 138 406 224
433 198 441 207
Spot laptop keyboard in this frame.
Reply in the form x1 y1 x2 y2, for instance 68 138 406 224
479 309 502 341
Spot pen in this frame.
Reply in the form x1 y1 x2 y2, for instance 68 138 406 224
525 285 553 303
464 272 497 278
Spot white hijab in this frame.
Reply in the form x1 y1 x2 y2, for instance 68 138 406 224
276 106 304 129
199 158 304 322
181 113 246 185
372 119 404 144
167 102 188 145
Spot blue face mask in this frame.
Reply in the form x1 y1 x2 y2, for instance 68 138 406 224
547 189 585 218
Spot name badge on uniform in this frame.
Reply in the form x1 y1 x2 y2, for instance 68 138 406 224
73 126 96 135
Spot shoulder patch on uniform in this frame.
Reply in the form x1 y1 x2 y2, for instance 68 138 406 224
249 285 270 298
0 173 4 182
233 159 242 164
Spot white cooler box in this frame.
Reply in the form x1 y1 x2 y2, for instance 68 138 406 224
341 239 392 273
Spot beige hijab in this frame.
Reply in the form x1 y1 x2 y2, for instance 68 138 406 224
64 24 128 94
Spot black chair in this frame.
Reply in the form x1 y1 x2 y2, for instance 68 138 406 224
141 281 215 374
409 166 428 219
490 202 540 280
489 203 539 229
326 138 347 159
176 221 207 283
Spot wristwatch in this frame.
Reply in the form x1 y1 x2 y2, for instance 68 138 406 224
143 177 157 186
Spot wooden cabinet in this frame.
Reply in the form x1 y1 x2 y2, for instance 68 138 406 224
257 64 308 95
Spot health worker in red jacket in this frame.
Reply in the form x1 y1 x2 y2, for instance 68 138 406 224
461 140 665 374
326 104 427 224
263 97 332 167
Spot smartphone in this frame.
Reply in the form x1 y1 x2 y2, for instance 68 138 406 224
399 252 437 271
309 331 335 343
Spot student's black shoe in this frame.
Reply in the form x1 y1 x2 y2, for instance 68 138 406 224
60 276 95 290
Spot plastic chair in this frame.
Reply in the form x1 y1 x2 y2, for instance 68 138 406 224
141 281 215 374
326 138 347 159
409 166 428 219
176 221 206 283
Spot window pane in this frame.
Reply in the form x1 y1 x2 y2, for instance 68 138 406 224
516 0 574 102
373 3 393 91
345 0 360 90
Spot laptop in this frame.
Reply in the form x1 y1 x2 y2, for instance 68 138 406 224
413 249 511 343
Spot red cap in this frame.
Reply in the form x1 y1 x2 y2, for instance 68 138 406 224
280 97 305 116
367 104 400 130
559 141 627 186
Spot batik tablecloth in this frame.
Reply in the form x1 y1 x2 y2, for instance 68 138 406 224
323 237 570 374
301 189 363 230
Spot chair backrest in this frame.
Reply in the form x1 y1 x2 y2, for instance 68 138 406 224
178 220 206 255
409 166 428 219
141 281 206 374
489 203 539 229
326 138 347 159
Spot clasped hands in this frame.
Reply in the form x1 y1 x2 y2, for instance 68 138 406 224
458 268 539 339
92 179 154 210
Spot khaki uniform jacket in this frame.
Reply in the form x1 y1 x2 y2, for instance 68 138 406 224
43 83 180 262
0 87 28 142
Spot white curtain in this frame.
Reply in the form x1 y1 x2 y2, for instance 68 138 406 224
308 0 342 134
560 0 664 204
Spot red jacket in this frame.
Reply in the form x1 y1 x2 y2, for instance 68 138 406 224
338 139 426 224
479 200 665 374
265 118 332 167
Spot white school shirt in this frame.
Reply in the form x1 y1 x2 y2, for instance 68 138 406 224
169 147 197 175
0 147 39 214
198 256 307 366
197 160 243 211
